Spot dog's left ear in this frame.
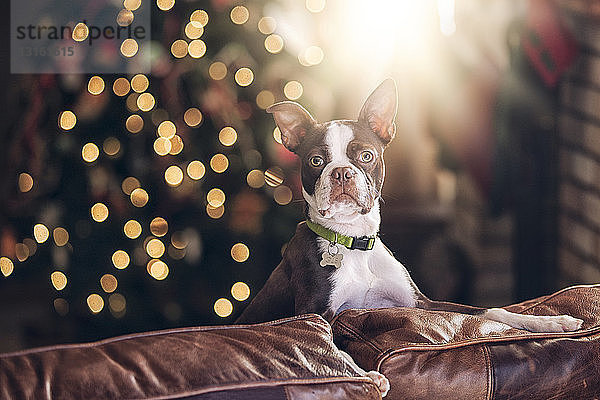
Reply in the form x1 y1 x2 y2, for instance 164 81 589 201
358 79 398 146
267 101 316 153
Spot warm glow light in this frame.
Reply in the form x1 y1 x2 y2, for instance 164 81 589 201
185 22 204 39
190 9 209 27
131 74 149 93
284 81 303 100
130 188 149 207
158 120 176 138
146 238 166 258
207 188 225 207
256 90 275 109
82 143 100 163
33 224 50 243
184 108 202 127
113 78 131 96
273 126 282 144
126 114 144 133
219 127 237 146
171 232 189 249
124 220 142 239
234 67 254 87
209 62 227 80
87 294 104 313
157 0 175 11
150 217 168 237
231 243 250 262
258 17 276 34
112 250 130 269
187 160 206 180
120 38 139 57
214 298 233 317
154 137 172 156
24 238 37 256
126 93 139 111
265 167 284 187
51 271 67 290
109 293 126 313
164 165 184 186
438 0 456 36
210 154 229 173
124 0 141 11
148 260 169 280
121 177 141 195
0 257 14 277
306 0 326 12
72 22 89 41
246 169 265 188
53 227 69 246
264 34 284 54
101 274 118 293
54 298 69 316
303 46 324 66
88 76 105 95
59 111 77 130
91 203 109 222
103 137 121 156
15 243 29 262
117 9 134 27
231 282 250 301
206 204 225 219
171 40 188 58
169 135 184 155
18 173 34 192
230 5 249 24
274 185 293 205
137 93 155 111
188 40 206 58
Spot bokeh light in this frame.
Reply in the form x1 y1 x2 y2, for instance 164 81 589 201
100 274 118 293
51 271 67 291
258 17 276 34
88 76 105 95
112 250 130 269
18 173 34 192
157 0 175 11
190 9 209 27
53 298 69 316
87 294 104 313
219 127 237 146
59 111 77 130
210 154 229 173
230 5 249 25
131 74 149 93
256 90 275 109
185 22 204 39
169 135 184 155
246 169 265 188
72 22 89 41
171 40 188 58
124 220 142 239
137 93 155 111
120 39 139 57
273 126 282 144
264 34 284 54
206 204 225 219
82 143 100 163
124 0 141 11
117 9 134 26
265 167 285 187
306 0 326 13
164 165 184 186
148 260 169 280
158 120 176 138
146 238 166 258
109 293 126 313
214 298 233 317
208 62 227 80
184 108 202 127
33 224 50 243
187 160 206 180
274 185 293 205
126 114 143 133
284 80 303 100
188 40 206 58
231 243 250 262
231 282 250 301
207 188 225 207
130 188 149 207
121 177 141 195
91 203 109 222
235 67 254 87
113 78 131 96
0 257 14 277
150 217 169 237
154 137 172 156
53 227 69 246
103 137 121 156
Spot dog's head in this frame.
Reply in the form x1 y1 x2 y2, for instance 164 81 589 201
267 79 397 226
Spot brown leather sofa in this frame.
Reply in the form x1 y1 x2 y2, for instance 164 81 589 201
2 285 599 399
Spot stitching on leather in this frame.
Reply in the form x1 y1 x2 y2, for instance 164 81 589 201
334 319 384 354
482 344 494 400
514 284 600 314
283 385 291 400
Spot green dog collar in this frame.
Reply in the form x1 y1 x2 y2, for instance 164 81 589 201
305 220 376 251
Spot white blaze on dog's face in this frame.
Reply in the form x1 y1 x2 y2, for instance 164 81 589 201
267 79 397 230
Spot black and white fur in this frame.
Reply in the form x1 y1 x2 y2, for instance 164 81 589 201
236 79 583 396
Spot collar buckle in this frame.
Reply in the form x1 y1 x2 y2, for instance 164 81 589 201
350 236 375 251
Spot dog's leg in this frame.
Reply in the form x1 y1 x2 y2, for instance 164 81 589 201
339 350 390 397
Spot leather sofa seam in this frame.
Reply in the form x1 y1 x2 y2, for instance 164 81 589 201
513 284 600 313
482 344 494 400
334 319 384 355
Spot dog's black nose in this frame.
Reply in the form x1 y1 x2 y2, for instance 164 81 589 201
331 167 354 183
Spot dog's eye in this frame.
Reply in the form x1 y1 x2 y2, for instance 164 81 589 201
359 151 374 163
309 156 324 167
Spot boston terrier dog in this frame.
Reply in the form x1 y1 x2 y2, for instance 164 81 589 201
236 79 583 395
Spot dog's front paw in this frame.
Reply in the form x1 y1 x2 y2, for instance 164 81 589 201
366 370 390 397
527 314 584 333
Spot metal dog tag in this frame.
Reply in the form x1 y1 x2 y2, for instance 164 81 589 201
320 242 343 268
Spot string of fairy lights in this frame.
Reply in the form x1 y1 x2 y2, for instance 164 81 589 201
1 0 329 320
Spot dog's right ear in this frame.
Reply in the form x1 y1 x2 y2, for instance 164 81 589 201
267 101 316 153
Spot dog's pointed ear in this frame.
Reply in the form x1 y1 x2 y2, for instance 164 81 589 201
358 79 398 146
267 101 316 153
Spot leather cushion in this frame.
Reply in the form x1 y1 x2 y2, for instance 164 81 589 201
0 314 381 400
331 284 600 400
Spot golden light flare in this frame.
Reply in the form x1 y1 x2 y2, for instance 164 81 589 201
131 74 149 93
18 173 34 193
15 243 29 262
124 220 142 239
284 81 303 100
188 39 206 58
146 238 166 258
51 271 67 290
33 224 50 243
154 137 172 156
91 203 109 222
130 188 149 207
171 232 189 249
101 274 118 293
137 93 155 112
185 22 204 39
24 238 37 256
82 143 100 163
234 67 254 87
206 204 225 219
306 0 326 13
0 257 14 277
87 293 104 313
208 62 227 80
59 111 77 130
148 259 169 280
158 120 176 138
171 40 188 58
88 76 105 95
157 0 175 11
246 169 265 188
109 293 126 313
169 135 184 155
274 185 293 205
258 17 276 34
214 298 233 317
120 38 139 57
230 5 249 25
265 167 284 187
72 22 89 41
103 137 121 156
112 250 130 269
210 154 229 173
264 34 284 54
53 227 69 247
302 46 324 66
113 77 131 96
190 9 209 27
126 114 144 133
123 0 141 11
256 90 275 109
53 298 69 316
164 165 184 186
273 126 282 144
207 188 225 207
150 217 168 237
117 9 134 27
126 93 140 111
231 243 250 262
121 176 141 195
231 282 250 301
184 108 202 127
219 127 237 147
186 160 206 180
